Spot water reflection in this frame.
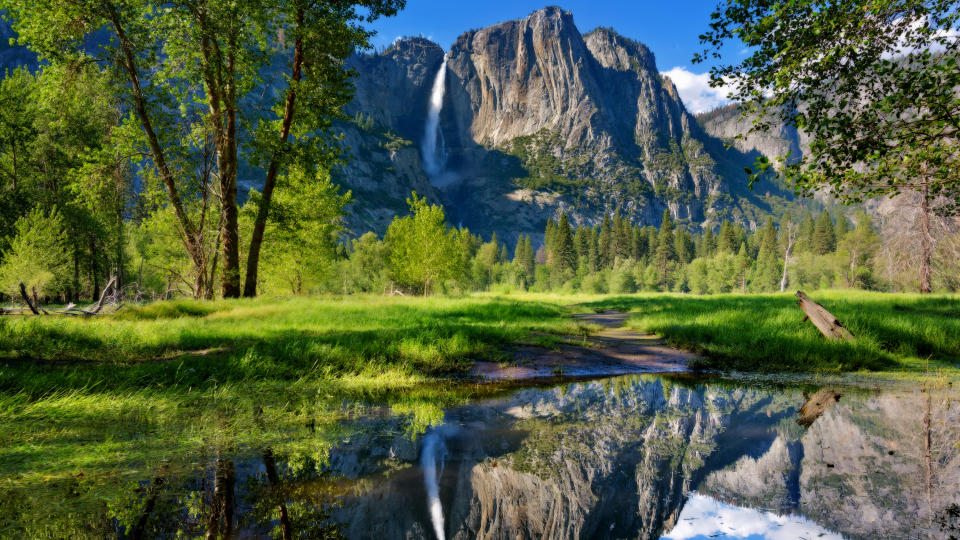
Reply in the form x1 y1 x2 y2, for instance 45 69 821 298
662 493 843 540
2 375 959 539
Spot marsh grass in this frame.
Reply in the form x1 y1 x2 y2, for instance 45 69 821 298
580 291 960 375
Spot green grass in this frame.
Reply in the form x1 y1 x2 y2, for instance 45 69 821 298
0 296 581 477
0 295 582 396
580 290 960 376
1 290 957 487
0 291 957 536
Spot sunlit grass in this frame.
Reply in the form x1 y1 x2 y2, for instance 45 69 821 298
579 290 960 377
1 290 957 493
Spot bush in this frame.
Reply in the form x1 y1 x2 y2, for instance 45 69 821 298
609 269 637 294
581 272 608 294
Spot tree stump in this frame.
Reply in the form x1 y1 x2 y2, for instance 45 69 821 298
795 291 854 340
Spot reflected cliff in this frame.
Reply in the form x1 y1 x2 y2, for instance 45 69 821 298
2 375 958 539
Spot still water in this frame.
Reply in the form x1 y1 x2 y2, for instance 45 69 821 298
4 374 959 539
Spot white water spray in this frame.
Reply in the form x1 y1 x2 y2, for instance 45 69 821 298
421 428 448 540
422 54 450 183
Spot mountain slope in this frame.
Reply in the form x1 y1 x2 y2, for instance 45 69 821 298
335 7 793 242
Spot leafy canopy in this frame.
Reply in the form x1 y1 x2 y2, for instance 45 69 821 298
698 0 960 213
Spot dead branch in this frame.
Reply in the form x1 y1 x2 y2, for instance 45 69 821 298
16 276 118 317
18 283 40 315
88 275 118 314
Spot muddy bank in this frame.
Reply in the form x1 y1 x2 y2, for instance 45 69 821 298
471 311 694 381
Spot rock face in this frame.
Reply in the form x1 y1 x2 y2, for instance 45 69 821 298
335 7 792 242
696 103 810 168
327 379 960 540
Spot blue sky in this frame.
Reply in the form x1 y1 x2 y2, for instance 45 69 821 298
367 1 745 112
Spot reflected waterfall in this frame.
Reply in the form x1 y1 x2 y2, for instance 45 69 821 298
421 427 448 540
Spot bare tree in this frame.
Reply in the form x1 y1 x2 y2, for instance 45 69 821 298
779 218 798 292
876 193 960 292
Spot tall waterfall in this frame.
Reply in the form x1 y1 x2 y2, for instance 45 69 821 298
421 428 448 540
422 54 450 183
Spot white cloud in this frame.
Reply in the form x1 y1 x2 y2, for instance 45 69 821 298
662 493 845 540
663 67 735 114
884 16 960 58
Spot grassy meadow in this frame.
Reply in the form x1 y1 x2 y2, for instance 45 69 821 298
2 291 958 399
0 290 957 519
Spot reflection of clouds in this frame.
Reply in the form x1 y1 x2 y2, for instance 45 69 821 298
661 493 844 540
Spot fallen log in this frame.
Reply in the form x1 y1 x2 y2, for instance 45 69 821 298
797 388 842 428
795 291 854 341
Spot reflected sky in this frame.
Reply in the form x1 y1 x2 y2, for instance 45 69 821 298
662 493 844 540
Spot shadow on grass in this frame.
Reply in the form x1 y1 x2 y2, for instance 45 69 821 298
0 297 572 397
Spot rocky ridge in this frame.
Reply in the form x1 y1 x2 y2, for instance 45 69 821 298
335 7 795 243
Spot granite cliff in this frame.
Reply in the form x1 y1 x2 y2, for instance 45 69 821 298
335 7 794 242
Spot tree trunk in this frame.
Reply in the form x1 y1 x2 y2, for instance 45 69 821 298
105 2 203 269
919 183 932 294
90 237 100 302
218 47 241 299
780 226 795 293
129 475 165 540
73 248 80 302
243 8 305 298
207 457 235 539
846 247 858 288
263 449 293 540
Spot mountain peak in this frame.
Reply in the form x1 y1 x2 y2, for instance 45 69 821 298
336 7 795 239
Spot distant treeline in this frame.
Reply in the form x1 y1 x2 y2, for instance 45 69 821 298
325 193 957 296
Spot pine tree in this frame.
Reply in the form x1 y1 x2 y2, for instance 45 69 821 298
654 210 675 287
573 227 591 267
751 218 781 291
544 219 557 266
555 213 576 272
736 242 751 293
697 227 716 258
796 211 816 253
513 236 525 265
614 214 632 260
812 212 836 255
513 235 535 288
522 235 535 280
716 221 738 254
632 226 645 260
834 212 851 238
645 226 659 259
598 215 613 269
674 228 695 264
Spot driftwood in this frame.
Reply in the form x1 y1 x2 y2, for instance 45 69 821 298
795 291 854 340
16 275 118 317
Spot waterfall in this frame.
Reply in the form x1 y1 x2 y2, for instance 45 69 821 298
421 428 448 540
422 54 452 184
